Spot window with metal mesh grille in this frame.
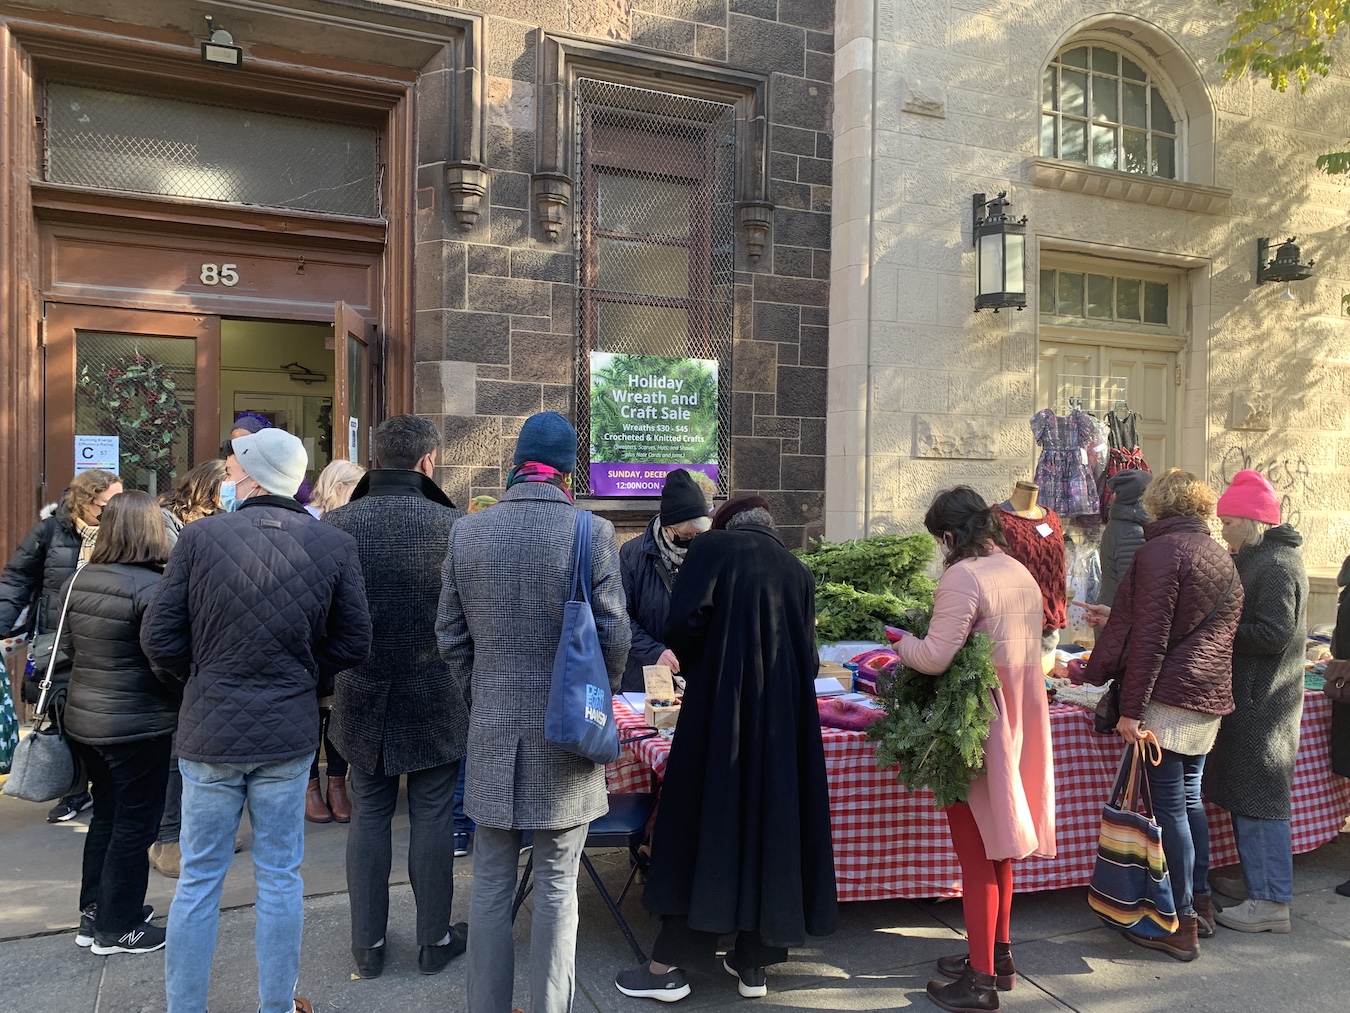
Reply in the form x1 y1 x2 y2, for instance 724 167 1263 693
574 78 736 495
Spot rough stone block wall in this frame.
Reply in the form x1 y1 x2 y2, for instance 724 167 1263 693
408 0 834 547
830 0 1350 567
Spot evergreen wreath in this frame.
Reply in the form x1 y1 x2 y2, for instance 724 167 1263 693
867 611 1002 809
78 355 189 470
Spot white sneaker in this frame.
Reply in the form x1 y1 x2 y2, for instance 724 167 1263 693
1214 898 1291 933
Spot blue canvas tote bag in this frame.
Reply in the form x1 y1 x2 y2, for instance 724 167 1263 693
544 509 620 765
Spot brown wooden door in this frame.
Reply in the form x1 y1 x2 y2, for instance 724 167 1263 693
333 301 374 466
43 305 220 502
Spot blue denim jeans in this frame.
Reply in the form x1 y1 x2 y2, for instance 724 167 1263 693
1143 749 1209 917
166 754 312 1013
1232 814 1294 904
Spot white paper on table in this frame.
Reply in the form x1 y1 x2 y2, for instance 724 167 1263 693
814 677 849 697
620 693 646 714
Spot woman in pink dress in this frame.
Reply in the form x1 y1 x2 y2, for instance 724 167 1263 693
893 487 1056 1012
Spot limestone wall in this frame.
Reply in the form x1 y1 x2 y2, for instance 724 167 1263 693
828 0 1350 568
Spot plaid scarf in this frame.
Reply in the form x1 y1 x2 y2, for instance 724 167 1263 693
507 462 574 503
651 516 688 579
75 517 100 566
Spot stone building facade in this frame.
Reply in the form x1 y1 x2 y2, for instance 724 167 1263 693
828 0 1350 572
0 0 834 557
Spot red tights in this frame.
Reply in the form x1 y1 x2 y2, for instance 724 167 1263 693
945 802 1013 976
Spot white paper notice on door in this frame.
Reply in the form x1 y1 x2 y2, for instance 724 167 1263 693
75 435 119 475
348 417 359 460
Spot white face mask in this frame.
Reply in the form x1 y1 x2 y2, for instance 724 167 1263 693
939 534 954 561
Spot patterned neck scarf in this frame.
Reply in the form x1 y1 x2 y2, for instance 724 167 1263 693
74 516 99 566
651 515 687 578
507 462 574 503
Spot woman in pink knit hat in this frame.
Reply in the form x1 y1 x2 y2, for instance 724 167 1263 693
1205 469 1307 934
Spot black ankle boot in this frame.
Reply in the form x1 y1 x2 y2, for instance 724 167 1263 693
927 966 999 1011
935 942 1015 991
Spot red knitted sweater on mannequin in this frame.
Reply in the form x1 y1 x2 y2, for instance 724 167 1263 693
998 508 1067 635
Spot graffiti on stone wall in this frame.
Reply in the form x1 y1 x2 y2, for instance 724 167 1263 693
1219 445 1308 530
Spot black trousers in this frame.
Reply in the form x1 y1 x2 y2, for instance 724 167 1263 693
76 736 172 932
309 708 348 780
650 917 789 970
346 759 459 947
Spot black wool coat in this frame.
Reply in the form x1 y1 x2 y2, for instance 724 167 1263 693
1204 526 1307 819
1329 555 1350 779
61 562 181 745
642 524 837 947
324 470 467 776
618 520 673 692
141 495 373 765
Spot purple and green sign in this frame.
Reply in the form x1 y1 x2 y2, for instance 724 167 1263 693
589 351 718 497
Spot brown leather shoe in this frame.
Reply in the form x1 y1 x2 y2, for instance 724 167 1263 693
293 999 314 1013
936 941 1015 990
1193 894 1216 938
927 966 1000 1010
326 776 351 823
1127 913 1199 961
304 778 332 823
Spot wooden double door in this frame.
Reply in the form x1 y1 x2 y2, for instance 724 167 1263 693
43 301 375 502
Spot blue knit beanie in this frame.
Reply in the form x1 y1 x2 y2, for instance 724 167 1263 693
513 411 577 473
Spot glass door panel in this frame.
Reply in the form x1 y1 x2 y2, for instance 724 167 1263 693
333 301 372 466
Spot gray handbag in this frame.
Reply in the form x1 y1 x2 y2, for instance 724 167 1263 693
1 573 85 803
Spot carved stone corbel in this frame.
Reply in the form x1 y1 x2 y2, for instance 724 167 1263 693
738 201 774 262
532 173 572 242
445 162 489 232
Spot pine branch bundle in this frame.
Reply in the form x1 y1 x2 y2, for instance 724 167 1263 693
797 534 935 595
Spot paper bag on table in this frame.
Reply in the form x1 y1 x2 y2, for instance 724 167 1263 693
643 665 681 730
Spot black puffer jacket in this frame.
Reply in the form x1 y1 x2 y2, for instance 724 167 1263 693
1099 470 1150 607
60 563 180 745
619 519 674 693
0 504 82 637
1329 555 1350 779
141 495 373 765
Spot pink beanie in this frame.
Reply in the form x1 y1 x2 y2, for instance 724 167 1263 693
1216 469 1280 524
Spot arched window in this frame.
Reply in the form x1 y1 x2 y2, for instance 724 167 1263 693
1041 44 1179 179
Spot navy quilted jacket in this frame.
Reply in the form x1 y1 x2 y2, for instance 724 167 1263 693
141 495 373 764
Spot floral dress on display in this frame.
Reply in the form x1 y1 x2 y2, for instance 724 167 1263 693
1031 408 1101 517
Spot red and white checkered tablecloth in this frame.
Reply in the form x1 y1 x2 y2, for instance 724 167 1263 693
606 691 1350 902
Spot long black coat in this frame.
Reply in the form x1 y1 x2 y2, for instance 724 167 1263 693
61 562 181 745
0 505 83 698
1329 555 1350 779
618 520 673 692
324 470 466 776
1204 526 1307 819
642 523 837 947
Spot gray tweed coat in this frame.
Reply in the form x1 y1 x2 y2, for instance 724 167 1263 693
1204 525 1307 820
324 470 466 776
436 482 630 830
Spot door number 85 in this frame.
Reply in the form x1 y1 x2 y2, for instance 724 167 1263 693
200 263 239 286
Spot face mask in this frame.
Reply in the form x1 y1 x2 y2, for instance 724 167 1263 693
939 535 954 560
672 535 695 549
219 481 238 513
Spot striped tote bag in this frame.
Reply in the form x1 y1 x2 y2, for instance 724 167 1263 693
1087 734 1179 938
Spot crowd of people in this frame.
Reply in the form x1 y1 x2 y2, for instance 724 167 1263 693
1 405 1348 1013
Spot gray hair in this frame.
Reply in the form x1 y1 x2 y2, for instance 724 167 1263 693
374 414 442 470
726 506 775 530
1227 517 1272 550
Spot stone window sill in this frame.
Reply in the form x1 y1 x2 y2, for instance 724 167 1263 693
1028 157 1231 215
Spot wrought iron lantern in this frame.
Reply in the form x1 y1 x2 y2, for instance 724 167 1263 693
1256 237 1315 301
972 192 1027 313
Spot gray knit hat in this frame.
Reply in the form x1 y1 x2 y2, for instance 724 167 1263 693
232 429 309 497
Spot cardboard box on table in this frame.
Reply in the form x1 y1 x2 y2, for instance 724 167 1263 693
643 664 680 730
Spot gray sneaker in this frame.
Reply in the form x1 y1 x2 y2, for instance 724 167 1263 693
615 964 692 1002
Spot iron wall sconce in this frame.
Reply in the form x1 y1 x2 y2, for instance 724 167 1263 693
972 192 1027 313
201 16 242 67
1257 237 1315 301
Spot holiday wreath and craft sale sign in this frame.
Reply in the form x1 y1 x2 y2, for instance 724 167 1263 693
589 352 718 496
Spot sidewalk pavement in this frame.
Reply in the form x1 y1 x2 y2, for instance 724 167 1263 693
2 792 1347 1013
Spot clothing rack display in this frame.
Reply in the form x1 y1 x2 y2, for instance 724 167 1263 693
1050 374 1129 416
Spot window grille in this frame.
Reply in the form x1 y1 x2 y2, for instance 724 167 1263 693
1041 46 1178 179
74 333 197 497
45 83 381 218
574 78 736 496
1040 268 1169 325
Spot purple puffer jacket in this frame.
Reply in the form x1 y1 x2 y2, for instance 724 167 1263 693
1084 514 1242 720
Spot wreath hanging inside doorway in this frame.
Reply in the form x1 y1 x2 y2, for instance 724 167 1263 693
78 355 189 469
